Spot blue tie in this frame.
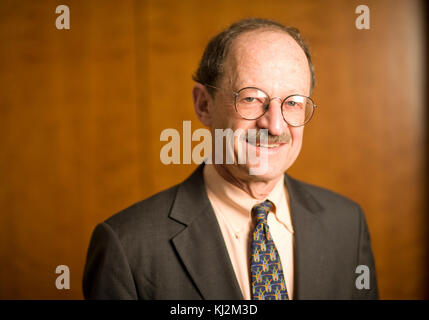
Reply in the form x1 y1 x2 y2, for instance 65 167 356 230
250 200 289 300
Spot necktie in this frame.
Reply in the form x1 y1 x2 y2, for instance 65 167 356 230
250 200 289 300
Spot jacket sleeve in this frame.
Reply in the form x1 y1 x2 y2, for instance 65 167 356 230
352 205 379 299
82 222 138 300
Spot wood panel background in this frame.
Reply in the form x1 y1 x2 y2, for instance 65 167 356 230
0 0 426 299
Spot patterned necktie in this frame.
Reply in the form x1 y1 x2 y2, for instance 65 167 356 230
250 200 289 300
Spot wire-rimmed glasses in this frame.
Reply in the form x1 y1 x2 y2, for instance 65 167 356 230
206 85 317 127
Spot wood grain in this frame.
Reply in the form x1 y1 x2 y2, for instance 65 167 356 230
0 0 426 299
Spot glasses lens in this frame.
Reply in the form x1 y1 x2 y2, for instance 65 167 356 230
235 88 268 120
282 95 314 126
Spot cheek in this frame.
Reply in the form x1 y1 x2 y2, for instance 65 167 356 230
210 102 240 129
216 111 253 132
286 127 304 158
290 127 304 145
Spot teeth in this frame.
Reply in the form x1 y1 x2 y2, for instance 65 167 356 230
256 143 280 148
245 139 280 148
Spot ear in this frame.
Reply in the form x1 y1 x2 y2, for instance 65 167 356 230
192 83 213 127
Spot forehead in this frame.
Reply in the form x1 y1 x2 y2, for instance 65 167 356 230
222 29 311 95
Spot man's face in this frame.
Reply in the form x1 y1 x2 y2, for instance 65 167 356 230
207 29 311 182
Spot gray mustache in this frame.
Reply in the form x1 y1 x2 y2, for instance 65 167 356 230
245 130 291 144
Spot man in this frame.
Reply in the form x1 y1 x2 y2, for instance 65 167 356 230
83 18 378 300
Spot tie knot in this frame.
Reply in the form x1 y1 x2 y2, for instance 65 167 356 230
252 200 273 222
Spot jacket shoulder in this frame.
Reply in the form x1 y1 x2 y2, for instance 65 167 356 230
287 175 362 213
103 184 180 237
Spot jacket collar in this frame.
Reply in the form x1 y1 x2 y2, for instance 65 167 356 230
169 164 244 299
285 174 328 299
169 164 327 299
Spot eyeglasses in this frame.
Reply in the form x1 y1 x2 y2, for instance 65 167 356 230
206 85 317 127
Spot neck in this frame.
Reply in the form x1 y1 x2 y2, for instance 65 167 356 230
213 164 282 200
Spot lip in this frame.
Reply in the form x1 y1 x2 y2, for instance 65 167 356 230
244 139 287 153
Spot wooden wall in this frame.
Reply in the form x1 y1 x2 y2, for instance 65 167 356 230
0 0 426 299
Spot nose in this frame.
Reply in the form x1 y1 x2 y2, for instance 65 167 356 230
255 98 287 136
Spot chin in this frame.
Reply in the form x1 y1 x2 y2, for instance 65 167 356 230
236 162 287 182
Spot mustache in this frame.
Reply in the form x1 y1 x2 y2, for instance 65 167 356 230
243 129 291 144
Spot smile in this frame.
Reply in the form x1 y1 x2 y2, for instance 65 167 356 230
245 138 286 150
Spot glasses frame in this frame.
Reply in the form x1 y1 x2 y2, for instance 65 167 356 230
205 84 317 127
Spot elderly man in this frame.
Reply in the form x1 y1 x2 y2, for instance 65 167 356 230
83 18 378 300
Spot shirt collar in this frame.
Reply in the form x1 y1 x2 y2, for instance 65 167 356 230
203 164 293 233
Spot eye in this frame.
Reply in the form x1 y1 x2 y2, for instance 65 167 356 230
239 96 265 105
243 97 256 103
285 96 307 109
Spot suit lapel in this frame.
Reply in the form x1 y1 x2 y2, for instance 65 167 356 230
168 166 329 300
285 174 328 299
169 165 243 300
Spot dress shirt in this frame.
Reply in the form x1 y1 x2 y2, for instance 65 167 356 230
203 164 295 300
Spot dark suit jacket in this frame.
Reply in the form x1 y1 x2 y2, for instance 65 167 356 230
83 164 378 299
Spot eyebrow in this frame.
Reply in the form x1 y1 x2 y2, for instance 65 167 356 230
234 85 306 97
